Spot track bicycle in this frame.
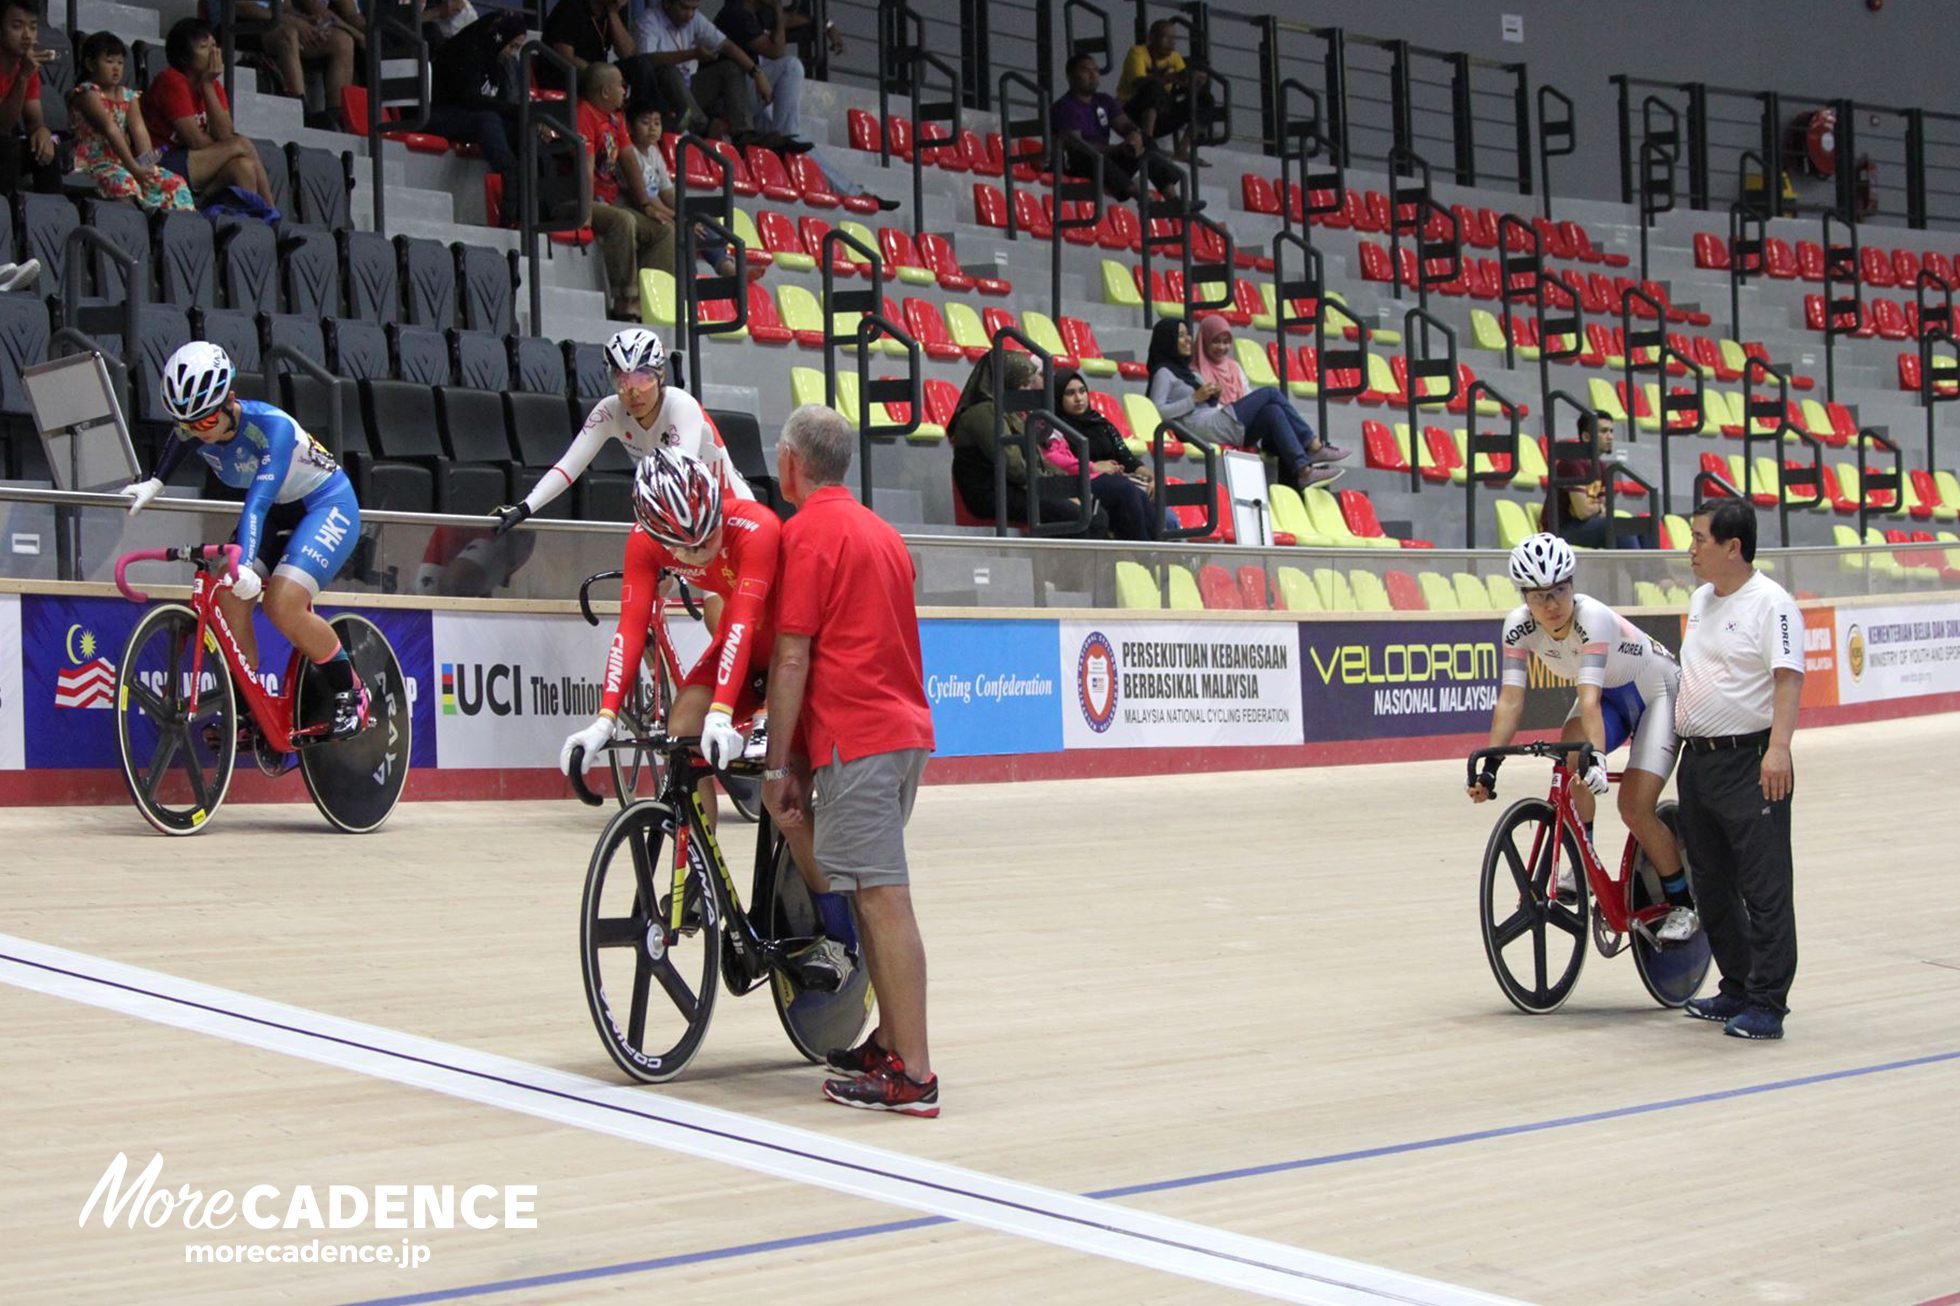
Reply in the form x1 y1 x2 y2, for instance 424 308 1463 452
1468 741 1711 1014
577 567 761 820
112 545 411 835
569 733 874 1083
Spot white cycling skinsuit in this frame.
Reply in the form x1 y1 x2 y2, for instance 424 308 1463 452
519 386 753 516
1500 592 1682 776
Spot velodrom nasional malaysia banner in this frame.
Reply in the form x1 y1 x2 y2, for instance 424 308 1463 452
1058 620 1302 748
0 595 22 770
1836 601 1960 705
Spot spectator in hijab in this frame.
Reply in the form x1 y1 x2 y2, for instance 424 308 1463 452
1146 315 1348 490
1056 368 1160 541
949 353 1109 537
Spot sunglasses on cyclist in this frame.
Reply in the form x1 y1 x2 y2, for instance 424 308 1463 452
180 408 228 433
615 368 662 392
1521 582 1573 603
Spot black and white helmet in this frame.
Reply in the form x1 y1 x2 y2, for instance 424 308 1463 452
605 327 666 380
1509 532 1577 589
161 341 235 424
633 447 721 550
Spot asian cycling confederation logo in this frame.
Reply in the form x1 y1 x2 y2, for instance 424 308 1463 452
1076 632 1118 732
56 623 115 709
1846 624 1864 681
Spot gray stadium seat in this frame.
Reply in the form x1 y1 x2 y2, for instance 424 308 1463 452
565 340 610 397
327 319 390 379
132 304 193 428
279 226 340 320
0 294 50 477
215 218 277 314
388 324 451 385
193 307 264 377
511 334 565 394
156 211 216 309
503 391 577 520
354 379 440 512
20 193 79 296
450 328 508 391
456 244 515 334
262 314 327 375
341 230 400 324
397 236 456 329
434 387 518 513
278 373 364 461
707 408 782 510
287 145 351 231
83 199 150 304
252 139 291 215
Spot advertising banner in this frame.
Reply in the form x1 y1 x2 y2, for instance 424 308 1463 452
19 595 435 771
432 611 617 768
0 595 21 770
1059 620 1302 749
1798 605 1840 709
1836 601 1960 705
920 619 1063 757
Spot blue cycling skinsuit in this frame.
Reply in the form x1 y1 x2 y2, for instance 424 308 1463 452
155 400 361 595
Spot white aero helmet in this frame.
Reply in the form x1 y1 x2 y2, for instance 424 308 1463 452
161 341 236 424
1508 532 1577 590
633 447 722 550
605 327 666 380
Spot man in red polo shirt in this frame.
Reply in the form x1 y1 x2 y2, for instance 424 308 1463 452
762 404 938 1117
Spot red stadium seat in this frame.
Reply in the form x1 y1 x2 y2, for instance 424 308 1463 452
1796 240 1826 281
742 145 802 203
744 283 793 344
340 85 449 153
1384 570 1425 611
923 379 961 427
1861 246 1896 287
1693 232 1729 270
1362 420 1406 472
786 152 842 208
799 217 859 276
1242 174 1281 215
847 108 880 153
902 298 965 360
1198 565 1244 610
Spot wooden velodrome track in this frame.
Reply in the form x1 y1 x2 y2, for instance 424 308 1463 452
3 712 1956 1306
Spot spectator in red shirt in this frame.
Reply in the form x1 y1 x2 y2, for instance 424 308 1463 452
763 404 939 1117
143 18 275 202
0 0 62 197
569 61 668 320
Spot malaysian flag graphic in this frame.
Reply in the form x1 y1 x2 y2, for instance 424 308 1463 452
57 626 115 709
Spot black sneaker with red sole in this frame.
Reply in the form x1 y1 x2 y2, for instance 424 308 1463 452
822 1056 939 1118
823 1034 893 1075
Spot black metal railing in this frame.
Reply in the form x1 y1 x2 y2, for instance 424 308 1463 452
988 330 1093 538
361 6 429 239
673 134 748 394
1461 379 1520 548
997 70 1047 242
1537 84 1574 218
1822 209 1861 403
1152 422 1220 543
1050 140 1104 327
1314 295 1369 454
1271 231 1319 400
908 46 963 240
1402 306 1458 494
1857 427 1903 541
518 42 588 335
1919 328 1960 470
1618 282 1668 447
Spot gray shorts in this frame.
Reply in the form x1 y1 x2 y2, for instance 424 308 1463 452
812 747 929 893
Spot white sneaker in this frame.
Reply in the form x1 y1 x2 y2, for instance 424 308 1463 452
1555 863 1577 899
1656 906 1700 943
0 258 42 292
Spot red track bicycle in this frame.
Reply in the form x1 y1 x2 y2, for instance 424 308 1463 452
112 544 411 835
1468 741 1711 1014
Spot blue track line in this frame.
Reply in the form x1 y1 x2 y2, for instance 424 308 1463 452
329 1047 1960 1306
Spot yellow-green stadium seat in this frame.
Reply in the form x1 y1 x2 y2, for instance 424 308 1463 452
1165 564 1204 610
1115 560 1161 608
1269 484 1332 546
776 282 824 338
1303 484 1370 547
1452 572 1491 609
1665 582 1693 604
1486 574 1523 609
1251 283 1278 331
1937 471 1960 514
1312 567 1359 612
1022 310 1070 360
1419 571 1460 611
1392 423 1417 468
638 268 677 326
1939 530 1960 570
1514 437 1550 489
789 365 826 411
1349 569 1392 612
1664 513 1692 549
1470 308 1507 352
1276 566 1324 611
1526 501 1543 532
1366 353 1399 399
837 219 879 272
944 300 992 356
1633 580 1668 606
1832 523 1866 571
1101 259 1144 307
1801 399 1833 443
1238 336 1282 388
1588 377 1628 423
1834 462 1861 508
1123 392 1168 459
1494 498 1533 549
1633 382 1664 433
1718 338 1751 378
1927 479 1957 523
1863 526 1906 578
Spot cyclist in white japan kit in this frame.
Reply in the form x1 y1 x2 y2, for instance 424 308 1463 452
1468 533 1698 943
491 327 751 538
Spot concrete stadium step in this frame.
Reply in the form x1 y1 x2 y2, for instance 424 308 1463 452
73 0 159 39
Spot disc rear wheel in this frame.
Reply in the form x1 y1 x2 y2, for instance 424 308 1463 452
295 614 411 833
764 838 875 1062
1630 801 1713 1008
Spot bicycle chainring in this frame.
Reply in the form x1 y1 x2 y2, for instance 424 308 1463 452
1592 910 1628 959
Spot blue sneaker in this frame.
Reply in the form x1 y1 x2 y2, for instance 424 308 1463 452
1684 992 1748 1022
1724 1005 1784 1040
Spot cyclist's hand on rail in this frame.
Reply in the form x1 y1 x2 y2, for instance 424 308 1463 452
121 477 163 516
492 502 531 539
700 710 744 770
1581 758 1610 796
561 716 613 776
229 567 262 603
1760 743 1794 802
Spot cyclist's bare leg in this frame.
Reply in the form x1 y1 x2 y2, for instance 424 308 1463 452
855 884 929 1078
263 577 340 662
1617 767 1682 878
665 682 721 833
1559 716 1597 825
215 584 260 670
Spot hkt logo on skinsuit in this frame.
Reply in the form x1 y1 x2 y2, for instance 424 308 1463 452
1077 632 1118 732
55 623 115 709
441 662 523 716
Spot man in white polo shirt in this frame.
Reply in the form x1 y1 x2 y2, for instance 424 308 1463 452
1675 499 1804 1040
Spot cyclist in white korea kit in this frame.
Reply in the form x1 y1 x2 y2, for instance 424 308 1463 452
1468 533 1699 942
491 327 751 538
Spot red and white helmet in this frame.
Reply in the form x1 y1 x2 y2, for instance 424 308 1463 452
633 447 721 549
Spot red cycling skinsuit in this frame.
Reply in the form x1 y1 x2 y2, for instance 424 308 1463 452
603 498 781 722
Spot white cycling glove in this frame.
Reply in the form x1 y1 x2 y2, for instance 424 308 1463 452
700 710 744 770
122 477 163 516
229 567 262 602
1581 759 1610 796
560 716 614 776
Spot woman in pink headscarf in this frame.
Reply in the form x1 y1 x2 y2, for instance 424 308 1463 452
1189 313 1348 487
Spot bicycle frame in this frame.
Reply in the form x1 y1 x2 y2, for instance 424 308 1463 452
116 546 324 755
